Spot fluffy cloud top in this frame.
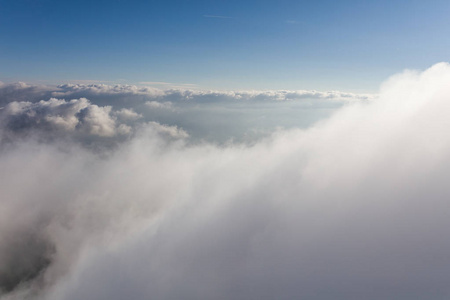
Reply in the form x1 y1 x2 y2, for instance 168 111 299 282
2 64 450 300
0 98 119 140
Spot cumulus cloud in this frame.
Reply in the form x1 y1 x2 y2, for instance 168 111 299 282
0 98 122 141
3 63 450 300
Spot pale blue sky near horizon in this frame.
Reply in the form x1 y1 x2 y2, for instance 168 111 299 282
1 0 450 92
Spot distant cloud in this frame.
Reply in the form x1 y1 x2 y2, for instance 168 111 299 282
0 82 375 106
0 81 376 144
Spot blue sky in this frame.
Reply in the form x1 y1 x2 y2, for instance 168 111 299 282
1 0 450 91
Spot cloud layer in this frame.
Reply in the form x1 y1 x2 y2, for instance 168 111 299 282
0 82 373 144
2 64 450 299
0 81 375 105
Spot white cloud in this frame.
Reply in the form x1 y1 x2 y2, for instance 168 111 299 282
3 63 450 299
76 104 116 137
0 98 126 140
2 98 91 132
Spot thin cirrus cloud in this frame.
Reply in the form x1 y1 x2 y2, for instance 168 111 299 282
3 63 450 299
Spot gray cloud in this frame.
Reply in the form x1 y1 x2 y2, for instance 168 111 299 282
2 64 450 300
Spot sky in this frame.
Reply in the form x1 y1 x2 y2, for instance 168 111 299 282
2 0 450 91
3 1 450 300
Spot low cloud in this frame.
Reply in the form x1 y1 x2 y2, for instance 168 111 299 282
2 63 450 299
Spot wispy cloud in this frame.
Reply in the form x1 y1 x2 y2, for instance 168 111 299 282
203 14 233 19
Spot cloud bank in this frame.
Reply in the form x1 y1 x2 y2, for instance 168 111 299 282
2 63 450 299
0 82 374 144
0 81 375 108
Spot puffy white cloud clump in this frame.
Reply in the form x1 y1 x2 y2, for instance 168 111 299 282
0 98 119 140
2 64 450 300
0 98 182 145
